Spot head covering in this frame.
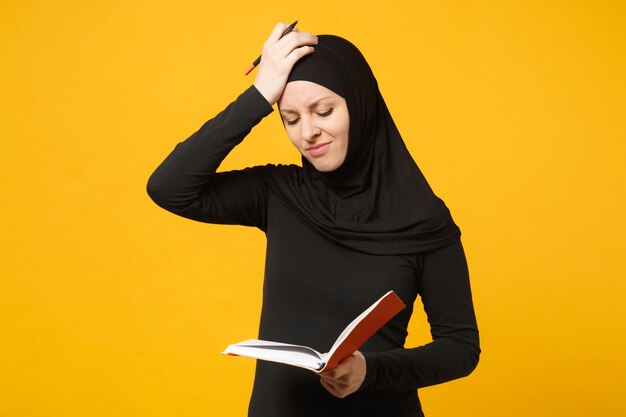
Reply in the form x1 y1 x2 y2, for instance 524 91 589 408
263 35 460 255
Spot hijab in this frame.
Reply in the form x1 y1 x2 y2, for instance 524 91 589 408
262 35 460 255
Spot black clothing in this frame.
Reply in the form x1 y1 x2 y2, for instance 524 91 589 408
147 86 480 417
261 35 461 255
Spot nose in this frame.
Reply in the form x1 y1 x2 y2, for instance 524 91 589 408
300 117 321 142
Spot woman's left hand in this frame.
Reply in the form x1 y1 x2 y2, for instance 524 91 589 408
318 351 366 398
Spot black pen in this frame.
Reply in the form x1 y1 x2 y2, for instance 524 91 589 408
244 20 298 75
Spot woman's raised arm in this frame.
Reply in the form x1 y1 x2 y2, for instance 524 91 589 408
146 23 317 227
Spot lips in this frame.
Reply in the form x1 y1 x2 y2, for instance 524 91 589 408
307 142 331 157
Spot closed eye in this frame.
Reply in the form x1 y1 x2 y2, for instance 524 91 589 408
283 108 334 126
318 108 334 118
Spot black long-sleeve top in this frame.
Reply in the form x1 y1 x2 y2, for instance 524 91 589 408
147 86 480 417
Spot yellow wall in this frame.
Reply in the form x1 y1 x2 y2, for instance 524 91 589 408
1 1 625 416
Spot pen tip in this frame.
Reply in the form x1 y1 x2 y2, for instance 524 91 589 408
244 64 255 76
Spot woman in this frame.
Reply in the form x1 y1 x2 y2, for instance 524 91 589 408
147 23 480 417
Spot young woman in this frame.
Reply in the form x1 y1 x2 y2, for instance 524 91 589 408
147 23 480 417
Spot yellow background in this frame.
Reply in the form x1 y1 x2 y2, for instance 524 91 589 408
1 1 625 416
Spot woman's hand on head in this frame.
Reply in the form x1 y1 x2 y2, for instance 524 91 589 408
318 351 366 398
253 23 317 106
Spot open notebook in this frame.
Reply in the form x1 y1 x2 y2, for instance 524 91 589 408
222 290 406 372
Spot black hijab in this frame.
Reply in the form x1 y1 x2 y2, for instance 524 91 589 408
263 35 460 255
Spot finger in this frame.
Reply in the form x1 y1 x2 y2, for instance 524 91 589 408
320 375 341 389
321 378 350 399
283 45 315 67
320 366 346 381
263 22 290 50
320 378 342 397
284 31 318 46
323 354 356 379
272 31 317 58
320 375 350 390
320 378 334 393
318 366 338 379
319 372 340 383
319 372 350 387
258 31 315 72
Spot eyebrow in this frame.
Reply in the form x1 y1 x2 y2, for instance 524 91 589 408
279 96 336 115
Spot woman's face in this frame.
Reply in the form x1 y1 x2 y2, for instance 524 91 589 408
278 81 349 172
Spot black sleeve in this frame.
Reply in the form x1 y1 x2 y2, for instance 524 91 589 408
146 86 274 230
361 241 480 391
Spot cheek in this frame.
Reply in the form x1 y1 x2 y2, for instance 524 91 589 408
337 116 350 154
333 106 349 130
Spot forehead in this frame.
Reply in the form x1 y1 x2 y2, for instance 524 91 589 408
278 80 343 108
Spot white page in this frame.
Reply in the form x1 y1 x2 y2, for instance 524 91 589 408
326 290 391 357
223 340 326 371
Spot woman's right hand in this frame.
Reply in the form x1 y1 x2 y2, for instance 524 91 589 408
253 23 318 106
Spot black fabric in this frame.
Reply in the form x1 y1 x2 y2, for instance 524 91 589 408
260 35 461 255
147 86 480 417
247 197 478 417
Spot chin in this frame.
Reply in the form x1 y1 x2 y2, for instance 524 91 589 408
310 160 343 172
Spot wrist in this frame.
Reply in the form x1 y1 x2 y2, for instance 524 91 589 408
358 351 378 392
253 79 281 106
